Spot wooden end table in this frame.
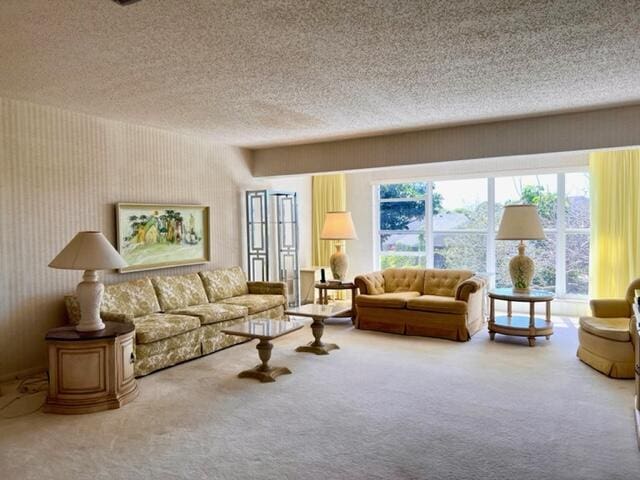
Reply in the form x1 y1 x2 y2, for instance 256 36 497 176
285 304 350 355
222 319 303 383
314 282 358 324
44 321 138 414
488 288 554 347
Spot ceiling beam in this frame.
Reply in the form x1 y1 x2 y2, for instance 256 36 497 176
251 105 640 177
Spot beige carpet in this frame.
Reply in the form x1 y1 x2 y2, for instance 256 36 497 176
1 316 639 480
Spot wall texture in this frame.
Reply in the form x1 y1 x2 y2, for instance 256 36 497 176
0 98 255 379
252 105 640 176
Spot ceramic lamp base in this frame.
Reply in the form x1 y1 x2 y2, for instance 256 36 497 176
76 270 106 332
329 244 348 281
509 242 535 291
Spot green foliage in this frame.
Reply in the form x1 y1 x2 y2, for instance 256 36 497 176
516 184 557 222
380 254 425 269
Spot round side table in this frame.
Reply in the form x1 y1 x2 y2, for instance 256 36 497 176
314 282 358 325
44 321 138 414
488 288 554 347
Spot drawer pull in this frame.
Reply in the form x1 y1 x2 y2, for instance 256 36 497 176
130 352 136 364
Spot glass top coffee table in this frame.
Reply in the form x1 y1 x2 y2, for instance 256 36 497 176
222 319 303 383
285 304 351 355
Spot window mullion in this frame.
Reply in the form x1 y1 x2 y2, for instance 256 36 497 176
426 182 434 268
556 173 566 296
487 177 496 289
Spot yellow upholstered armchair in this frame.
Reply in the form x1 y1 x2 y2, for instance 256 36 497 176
577 278 640 378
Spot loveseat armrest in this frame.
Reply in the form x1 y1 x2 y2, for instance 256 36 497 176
354 271 385 295
101 311 135 324
590 298 631 318
455 276 486 302
247 281 288 304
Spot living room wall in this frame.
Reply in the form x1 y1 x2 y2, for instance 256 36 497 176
0 98 256 379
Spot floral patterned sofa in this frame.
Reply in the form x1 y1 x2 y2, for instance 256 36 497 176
64 266 286 376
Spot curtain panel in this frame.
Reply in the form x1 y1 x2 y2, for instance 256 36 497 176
589 149 640 298
312 173 347 267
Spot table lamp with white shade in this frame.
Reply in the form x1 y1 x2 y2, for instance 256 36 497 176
49 231 127 332
320 211 358 281
496 204 546 292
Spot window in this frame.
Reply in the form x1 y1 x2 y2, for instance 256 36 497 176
495 175 557 292
378 183 428 269
375 171 590 297
433 178 487 273
564 172 590 295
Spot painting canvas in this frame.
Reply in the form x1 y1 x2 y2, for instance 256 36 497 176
116 203 210 272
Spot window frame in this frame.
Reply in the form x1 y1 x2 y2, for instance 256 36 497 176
373 169 590 299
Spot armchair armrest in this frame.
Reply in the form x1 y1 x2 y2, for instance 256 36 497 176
247 281 288 304
100 311 134 324
590 298 631 318
455 276 486 302
354 271 385 295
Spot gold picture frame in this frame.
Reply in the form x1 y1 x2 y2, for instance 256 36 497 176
116 203 210 273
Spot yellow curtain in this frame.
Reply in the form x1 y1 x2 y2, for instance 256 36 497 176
312 174 348 301
312 173 347 267
589 149 640 298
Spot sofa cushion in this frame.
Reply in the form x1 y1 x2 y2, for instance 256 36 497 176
423 269 473 297
199 267 249 302
152 273 208 311
579 316 631 342
102 278 161 317
131 313 201 344
407 295 468 315
381 269 424 293
356 291 421 309
170 303 248 325
218 294 285 315
355 272 385 295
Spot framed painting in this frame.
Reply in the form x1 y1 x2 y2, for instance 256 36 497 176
116 203 210 273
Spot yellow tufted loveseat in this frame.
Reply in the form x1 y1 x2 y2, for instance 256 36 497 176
354 268 486 341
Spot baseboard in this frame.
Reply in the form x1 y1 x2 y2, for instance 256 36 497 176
0 365 47 384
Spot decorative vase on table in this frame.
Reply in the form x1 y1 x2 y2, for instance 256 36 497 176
320 211 358 281
496 204 545 292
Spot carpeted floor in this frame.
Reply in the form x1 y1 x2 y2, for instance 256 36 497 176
1 316 638 480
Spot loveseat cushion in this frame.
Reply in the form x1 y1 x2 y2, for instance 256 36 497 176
423 269 473 297
199 267 249 302
356 291 421 309
102 278 161 317
218 294 285 315
382 269 424 293
354 271 385 295
131 313 201 344
579 316 631 342
406 295 468 315
152 273 208 311
170 303 248 325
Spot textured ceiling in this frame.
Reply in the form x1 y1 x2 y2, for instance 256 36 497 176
1 0 639 147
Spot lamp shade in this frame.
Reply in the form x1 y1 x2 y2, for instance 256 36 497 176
496 205 546 240
49 231 127 270
320 211 358 240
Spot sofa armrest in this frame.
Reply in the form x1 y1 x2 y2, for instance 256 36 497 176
247 281 288 304
354 272 385 295
101 311 134 324
455 276 486 302
590 298 631 318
